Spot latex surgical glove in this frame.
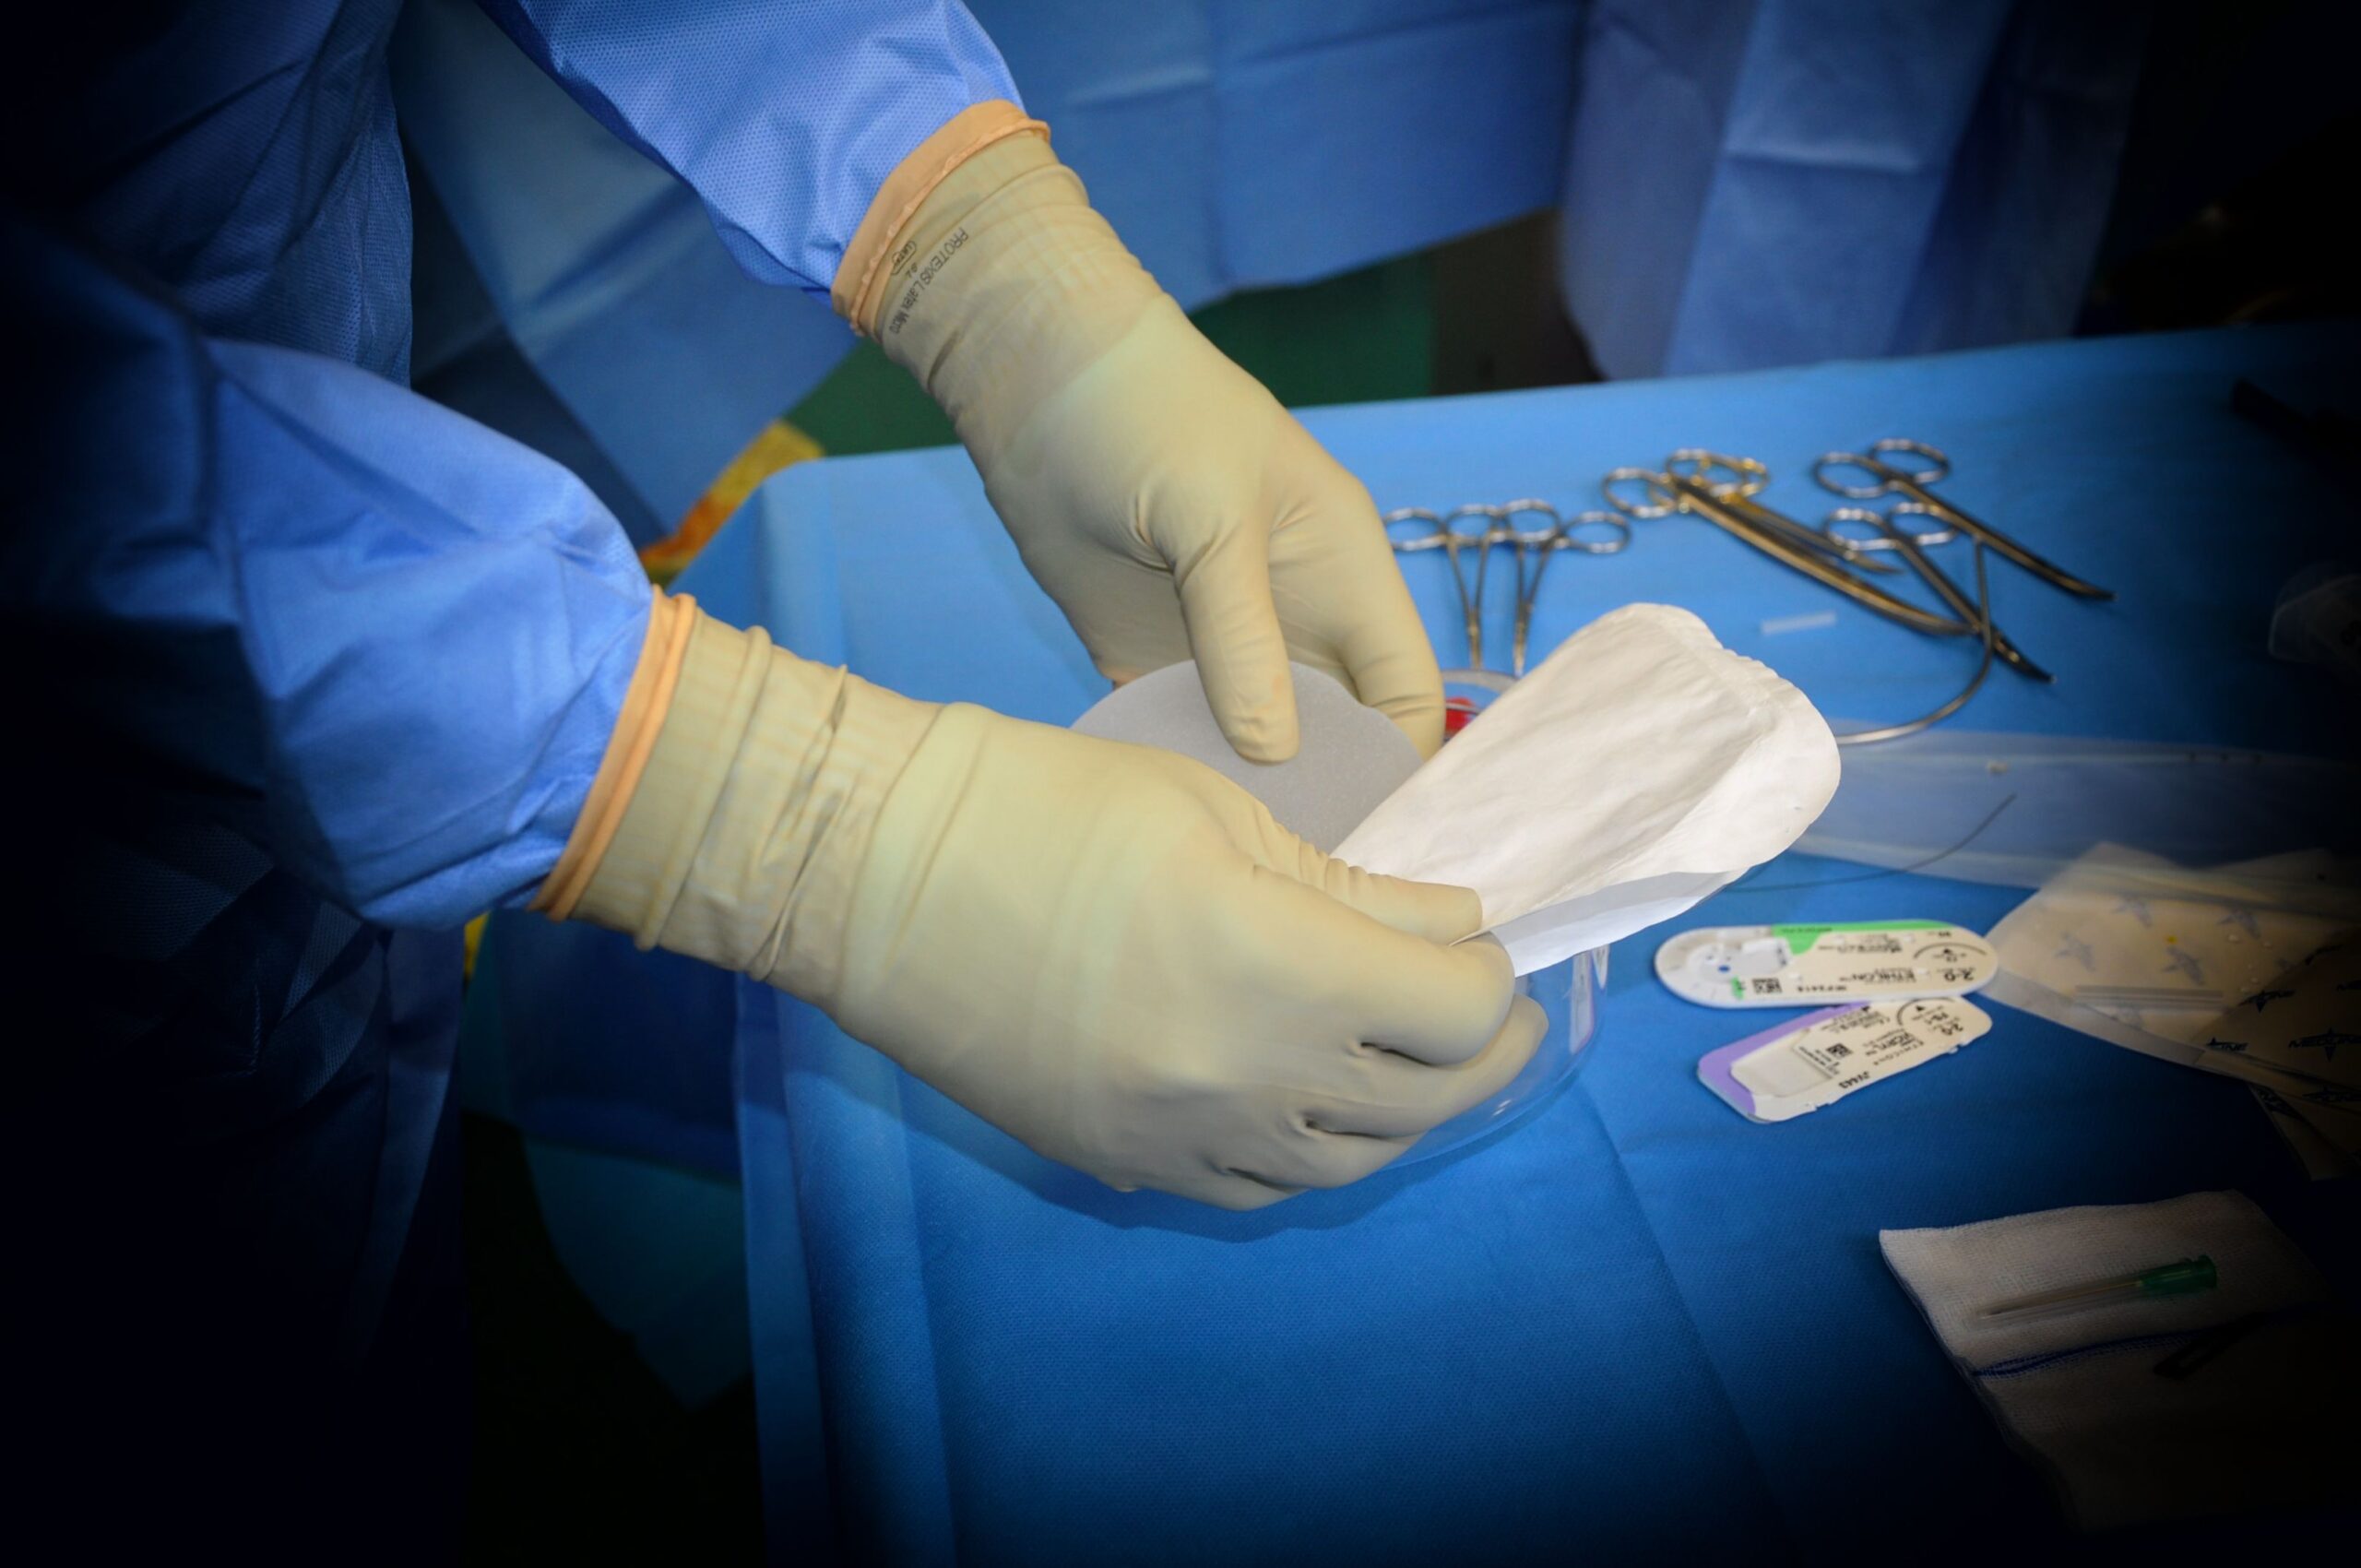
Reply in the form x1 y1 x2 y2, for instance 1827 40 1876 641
539 594 1541 1210
832 104 1445 764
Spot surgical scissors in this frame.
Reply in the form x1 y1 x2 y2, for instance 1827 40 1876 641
1813 439 2114 600
1384 500 1630 676
1602 459 1971 638
1825 505 2053 683
1663 451 1902 576
1817 498 1955 554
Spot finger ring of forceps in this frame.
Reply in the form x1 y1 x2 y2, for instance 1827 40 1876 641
1601 460 1971 638
1497 500 1630 676
1384 501 1629 676
1383 504 1509 668
1811 438 2114 600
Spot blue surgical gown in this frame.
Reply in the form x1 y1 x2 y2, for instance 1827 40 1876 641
1 2 1015 1550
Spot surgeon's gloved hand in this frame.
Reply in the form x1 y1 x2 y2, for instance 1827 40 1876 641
540 595 1540 1210
832 105 1445 764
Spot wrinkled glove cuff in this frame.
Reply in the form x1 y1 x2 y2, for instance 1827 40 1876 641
537 593 941 1004
835 107 1165 468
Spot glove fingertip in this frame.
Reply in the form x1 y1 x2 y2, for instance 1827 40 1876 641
1214 683 1299 764
1407 878 1486 944
1503 992 1548 1052
1386 696 1447 761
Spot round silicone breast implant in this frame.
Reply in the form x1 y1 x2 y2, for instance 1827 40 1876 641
1071 661 1420 851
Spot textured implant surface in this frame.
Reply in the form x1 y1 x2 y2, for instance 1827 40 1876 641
1072 662 1421 851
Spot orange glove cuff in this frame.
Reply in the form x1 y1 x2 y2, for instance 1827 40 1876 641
533 587 698 919
831 99 1049 335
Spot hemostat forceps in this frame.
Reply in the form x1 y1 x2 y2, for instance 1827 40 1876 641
1384 504 1509 667
1386 500 1631 676
1813 438 2114 600
1496 501 1630 676
1602 459 1971 638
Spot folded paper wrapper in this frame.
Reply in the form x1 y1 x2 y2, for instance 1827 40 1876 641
1339 604 1841 973
1077 603 1842 975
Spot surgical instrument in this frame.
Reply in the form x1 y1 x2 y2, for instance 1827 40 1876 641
1501 501 1630 676
1832 519 2000 746
1496 501 1559 678
1814 439 2114 600
1602 461 1973 638
1385 500 1630 676
1818 501 1955 554
1665 450 1903 576
1384 505 1500 668
1826 505 2054 683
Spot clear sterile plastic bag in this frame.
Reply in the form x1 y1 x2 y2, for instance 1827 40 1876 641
1981 844 2361 1177
1984 844 2361 1058
1797 729 2361 907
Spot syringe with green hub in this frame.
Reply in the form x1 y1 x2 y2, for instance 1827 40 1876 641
1978 1256 2217 1323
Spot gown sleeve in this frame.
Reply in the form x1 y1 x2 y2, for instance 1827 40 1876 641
480 0 1023 292
4 218 650 928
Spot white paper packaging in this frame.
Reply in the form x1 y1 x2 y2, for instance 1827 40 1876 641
1337 604 1841 974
